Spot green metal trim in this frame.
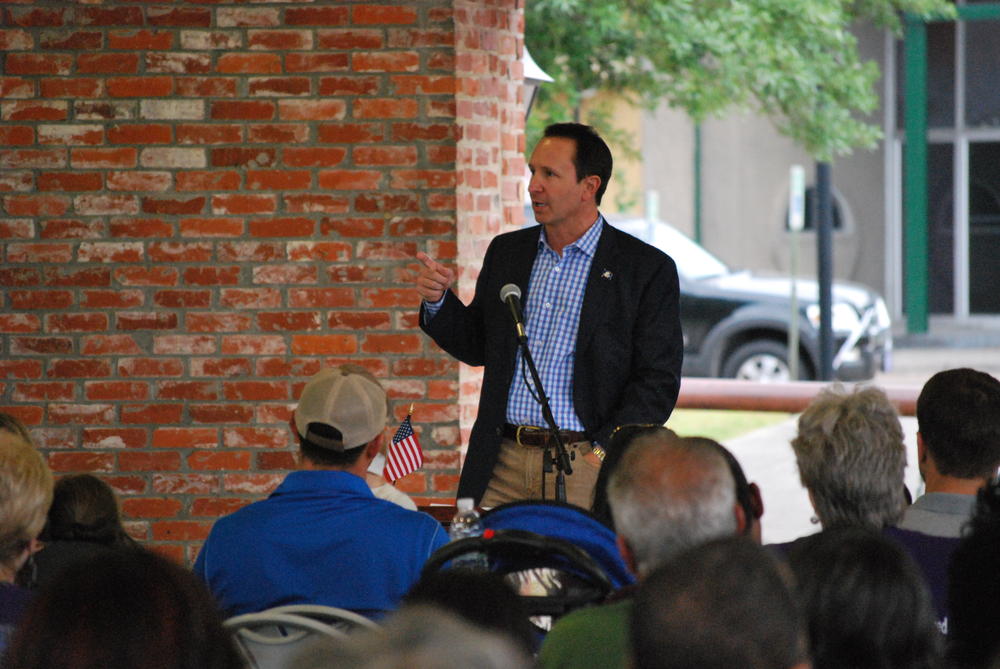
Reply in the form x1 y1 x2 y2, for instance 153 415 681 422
694 122 702 244
903 15 928 334
956 4 1000 21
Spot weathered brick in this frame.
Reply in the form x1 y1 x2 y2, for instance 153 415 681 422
13 382 75 402
317 171 382 190
118 358 185 378
154 290 212 309
108 123 172 145
283 194 350 214
247 124 308 144
283 147 346 167
247 217 314 237
107 171 173 192
186 312 253 332
179 217 244 237
119 451 182 472
220 335 286 355
81 289 145 309
147 242 212 263
152 335 215 355
256 311 321 332
284 53 349 72
153 427 218 449
223 381 287 401
156 381 219 401
316 30 383 50
216 242 284 262
115 266 179 286
189 404 254 424
83 428 147 450
278 100 345 121
246 170 311 191
85 381 149 401
122 497 183 519
81 334 143 355
290 335 357 355
108 30 174 50
189 358 251 378
252 264 317 285
40 79 103 98
9 338 71 356
219 288 282 309
320 217 384 238
141 196 206 216
211 194 277 215
217 53 281 74
37 171 103 192
120 404 184 425
286 241 352 262
117 312 179 331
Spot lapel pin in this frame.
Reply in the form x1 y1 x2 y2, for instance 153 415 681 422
601 269 613 280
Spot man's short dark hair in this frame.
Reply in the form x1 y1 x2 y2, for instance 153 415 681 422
543 122 613 206
632 537 806 669
298 423 367 468
917 368 1000 479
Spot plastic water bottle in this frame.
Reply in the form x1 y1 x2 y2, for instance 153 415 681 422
449 497 489 570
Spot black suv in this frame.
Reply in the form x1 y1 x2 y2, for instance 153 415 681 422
606 215 892 381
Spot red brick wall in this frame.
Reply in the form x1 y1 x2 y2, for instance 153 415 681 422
0 0 524 562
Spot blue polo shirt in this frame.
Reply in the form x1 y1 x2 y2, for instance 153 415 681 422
194 470 447 618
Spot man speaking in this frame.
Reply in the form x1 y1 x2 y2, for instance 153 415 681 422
415 122 682 508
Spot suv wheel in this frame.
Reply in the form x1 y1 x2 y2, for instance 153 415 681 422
721 340 809 382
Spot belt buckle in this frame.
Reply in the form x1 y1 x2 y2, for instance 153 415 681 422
515 425 545 446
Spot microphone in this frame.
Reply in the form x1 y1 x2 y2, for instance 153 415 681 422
500 283 526 342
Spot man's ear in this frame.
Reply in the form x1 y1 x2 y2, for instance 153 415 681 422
917 432 927 464
580 174 601 202
366 431 385 459
734 503 748 536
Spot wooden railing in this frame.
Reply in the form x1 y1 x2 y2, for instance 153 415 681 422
675 378 920 416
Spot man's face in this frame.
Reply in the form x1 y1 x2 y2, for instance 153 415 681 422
527 136 597 227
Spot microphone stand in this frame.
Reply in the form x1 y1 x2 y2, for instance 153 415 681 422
513 335 573 503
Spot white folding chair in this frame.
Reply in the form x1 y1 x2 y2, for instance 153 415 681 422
224 611 346 669
265 604 380 634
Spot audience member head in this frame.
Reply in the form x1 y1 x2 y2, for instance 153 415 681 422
591 423 671 528
789 526 941 669
791 384 906 529
296 605 530 669
402 570 536 655
632 536 808 669
4 549 243 669
541 122 613 205
947 478 1000 668
607 429 739 577
916 368 1000 483
694 437 765 543
0 427 53 581
42 474 134 547
293 365 388 470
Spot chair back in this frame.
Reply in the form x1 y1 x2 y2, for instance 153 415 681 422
224 611 346 669
265 604 379 634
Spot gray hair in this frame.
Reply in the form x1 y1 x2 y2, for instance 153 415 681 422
608 430 737 577
791 384 906 529
292 605 530 669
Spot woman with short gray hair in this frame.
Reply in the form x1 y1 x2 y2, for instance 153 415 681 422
791 385 907 530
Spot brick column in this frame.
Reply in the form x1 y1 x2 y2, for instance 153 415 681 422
0 0 524 561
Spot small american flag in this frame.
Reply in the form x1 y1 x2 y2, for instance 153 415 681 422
383 412 422 483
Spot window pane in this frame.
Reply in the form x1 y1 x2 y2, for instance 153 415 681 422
965 20 1000 128
969 142 1000 313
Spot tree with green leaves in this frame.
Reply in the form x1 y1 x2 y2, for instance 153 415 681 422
526 0 952 160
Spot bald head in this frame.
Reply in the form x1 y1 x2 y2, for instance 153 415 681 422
607 430 738 576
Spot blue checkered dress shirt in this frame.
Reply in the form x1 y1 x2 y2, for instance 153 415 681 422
505 217 603 431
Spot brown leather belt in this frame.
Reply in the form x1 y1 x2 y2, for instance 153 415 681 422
502 423 588 447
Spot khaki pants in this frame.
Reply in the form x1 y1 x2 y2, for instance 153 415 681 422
480 438 601 509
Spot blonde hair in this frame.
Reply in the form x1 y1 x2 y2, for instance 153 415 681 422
791 385 906 529
0 431 54 565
